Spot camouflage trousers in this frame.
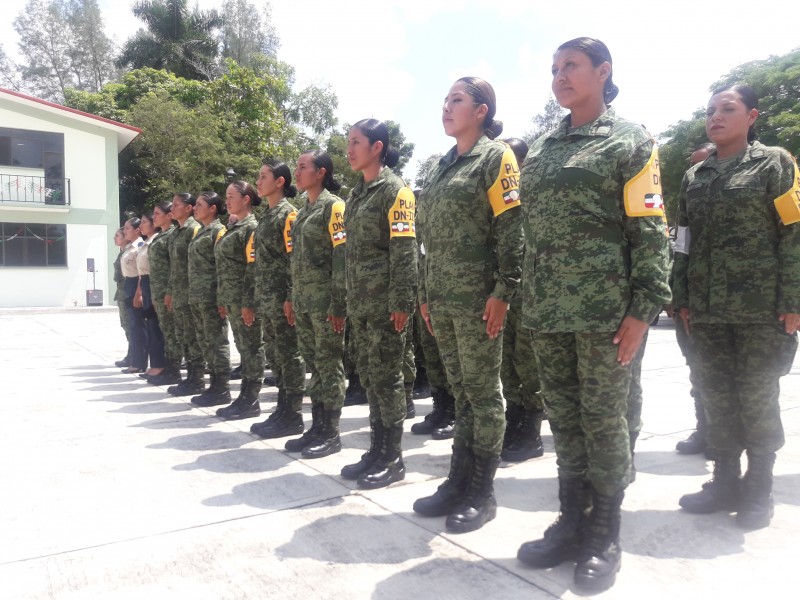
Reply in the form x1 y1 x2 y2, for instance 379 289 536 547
261 316 276 370
261 308 306 396
226 305 265 385
673 314 703 411
351 315 408 428
295 309 345 410
691 323 796 456
416 310 449 391
501 301 544 411
153 296 181 370
430 311 505 458
344 319 357 377
626 328 649 435
173 303 203 370
190 303 231 379
117 299 132 351
403 324 416 387
533 332 631 496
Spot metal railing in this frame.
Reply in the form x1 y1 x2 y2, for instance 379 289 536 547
0 173 71 206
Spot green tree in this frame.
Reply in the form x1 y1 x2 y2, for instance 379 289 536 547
414 153 442 189
219 0 279 67
0 44 22 91
523 96 566 144
116 0 223 81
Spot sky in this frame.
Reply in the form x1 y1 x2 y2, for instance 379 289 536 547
2 0 799 182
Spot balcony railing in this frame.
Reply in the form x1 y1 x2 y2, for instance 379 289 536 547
0 173 71 206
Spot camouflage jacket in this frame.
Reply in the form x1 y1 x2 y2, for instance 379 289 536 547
289 188 347 317
148 225 176 303
215 213 257 308
417 135 522 316
168 216 201 308
672 141 800 323
345 166 418 317
188 218 226 305
252 199 297 315
520 108 671 332
113 250 124 301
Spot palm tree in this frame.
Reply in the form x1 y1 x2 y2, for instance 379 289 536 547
116 0 222 81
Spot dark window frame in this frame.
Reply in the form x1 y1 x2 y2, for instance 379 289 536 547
0 222 68 268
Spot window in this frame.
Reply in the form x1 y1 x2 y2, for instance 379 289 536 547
0 222 67 267
0 129 64 170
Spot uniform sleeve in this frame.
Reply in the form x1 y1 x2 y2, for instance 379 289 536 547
283 210 296 304
388 186 418 313
483 147 523 303
620 138 672 323
774 151 800 314
670 173 691 309
327 200 347 316
164 234 174 297
243 228 256 308
417 239 427 307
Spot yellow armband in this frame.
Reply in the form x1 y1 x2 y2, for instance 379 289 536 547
284 211 297 253
388 187 416 238
773 160 800 226
486 147 521 217
329 200 346 247
624 145 666 218
214 227 226 243
245 232 255 263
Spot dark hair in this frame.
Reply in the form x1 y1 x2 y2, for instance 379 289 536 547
304 149 342 193
557 37 619 104
228 180 261 207
262 159 298 198
711 83 759 142
126 216 141 230
351 119 400 168
173 192 196 207
155 199 173 214
456 76 503 139
502 137 529 166
198 191 227 216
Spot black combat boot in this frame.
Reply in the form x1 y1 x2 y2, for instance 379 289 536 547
341 420 383 480
413 445 473 517
216 379 261 420
676 397 708 455
502 407 544 462
168 363 205 396
502 403 524 450
736 451 776 530
518 478 591 568
628 431 639 483
679 453 741 513
430 391 455 440
191 374 232 407
343 374 367 406
358 424 406 489
230 364 243 380
405 383 416 419
445 452 501 533
412 365 431 399
285 402 322 452
263 373 277 386
253 391 305 439
573 488 624 593
250 388 286 436
410 388 447 435
302 408 342 458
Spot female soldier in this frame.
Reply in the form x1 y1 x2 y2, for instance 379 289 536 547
283 150 347 458
412 77 523 533
215 181 264 420
136 212 167 378
120 217 147 374
188 192 232 408
113 228 132 368
249 159 306 439
339 119 417 489
147 201 182 386
515 38 670 593
673 84 800 530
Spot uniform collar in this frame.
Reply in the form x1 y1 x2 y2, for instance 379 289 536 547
549 106 617 140
700 142 767 174
352 166 392 196
441 135 491 166
178 215 197 230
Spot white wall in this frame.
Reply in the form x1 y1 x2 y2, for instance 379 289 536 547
0 223 109 308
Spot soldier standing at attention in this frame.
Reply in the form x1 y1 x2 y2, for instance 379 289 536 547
165 193 204 396
412 77 523 534
147 201 182 386
339 119 418 489
249 159 307 440
674 84 800 530
515 38 670 593
121 218 147 374
214 181 264 420
187 192 232 408
113 228 132 368
135 212 167 378
283 151 347 459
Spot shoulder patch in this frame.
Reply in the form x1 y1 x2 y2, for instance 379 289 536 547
284 210 297 253
486 147 521 217
388 187 416 238
624 145 666 218
191 224 201 239
245 231 255 263
214 226 227 243
328 200 347 247
773 159 800 226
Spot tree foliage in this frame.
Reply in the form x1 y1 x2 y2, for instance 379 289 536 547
0 44 22 91
414 153 443 189
523 96 566 145
219 0 279 67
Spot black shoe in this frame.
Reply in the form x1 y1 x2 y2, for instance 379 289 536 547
190 376 232 407
411 389 447 435
216 381 261 420
573 489 624 593
148 370 182 386
413 446 472 517
412 366 431 399
285 404 323 452
114 357 130 368
301 409 342 459
168 380 205 397
679 454 741 514
676 430 707 455
444 453 500 533
230 364 243 380
357 424 405 489
342 421 383 480
429 391 455 439
343 374 368 406
736 451 776 530
502 408 544 462
263 374 277 386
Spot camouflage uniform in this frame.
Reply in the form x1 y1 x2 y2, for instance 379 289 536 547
113 249 131 347
149 225 181 375
188 218 230 382
520 108 671 496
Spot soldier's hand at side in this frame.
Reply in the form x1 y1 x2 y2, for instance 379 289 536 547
390 311 409 332
483 296 509 339
779 312 800 335
613 315 649 366
218 306 227 319
242 306 255 327
420 303 434 336
328 314 345 335
164 294 173 311
284 301 295 327
678 307 691 336
664 304 674 319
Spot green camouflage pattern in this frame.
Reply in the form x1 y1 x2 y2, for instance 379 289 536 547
289 189 346 317
672 142 800 322
295 309 344 409
188 218 226 304
253 199 296 315
534 332 632 496
344 166 418 317
626 328 648 434
415 310 449 391
148 225 175 303
501 296 544 411
519 108 671 332
215 214 257 308
262 313 305 396
152 297 180 370
173 303 203 378
190 302 230 379
168 216 201 308
226 303 264 384
113 250 125 302
692 323 796 455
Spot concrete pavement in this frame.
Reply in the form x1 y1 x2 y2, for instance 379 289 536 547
1 308 798 599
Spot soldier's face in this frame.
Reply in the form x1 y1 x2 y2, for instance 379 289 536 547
257 165 279 198
705 91 758 147
551 49 609 111
123 220 139 242
347 127 382 172
294 153 324 192
442 82 485 139
172 196 193 220
153 206 171 230
194 197 213 223
226 185 248 217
